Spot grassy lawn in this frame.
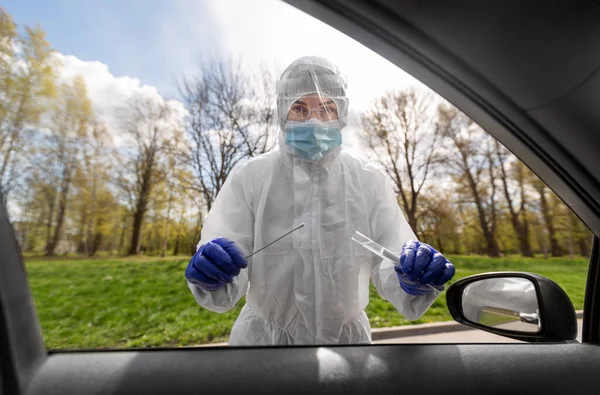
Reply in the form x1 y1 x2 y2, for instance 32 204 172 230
24 254 589 349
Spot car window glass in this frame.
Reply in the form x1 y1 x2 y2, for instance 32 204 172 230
1 1 592 349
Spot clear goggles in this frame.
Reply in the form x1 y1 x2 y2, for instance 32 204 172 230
286 99 339 122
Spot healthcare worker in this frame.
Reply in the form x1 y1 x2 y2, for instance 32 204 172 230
185 56 456 345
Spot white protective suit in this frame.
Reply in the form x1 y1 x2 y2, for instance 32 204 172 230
187 56 441 345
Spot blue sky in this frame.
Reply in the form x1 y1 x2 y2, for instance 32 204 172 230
3 0 440 218
4 0 225 97
3 0 422 109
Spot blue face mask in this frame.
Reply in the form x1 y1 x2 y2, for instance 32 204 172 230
284 119 342 161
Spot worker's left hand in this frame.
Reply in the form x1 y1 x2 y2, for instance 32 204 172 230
395 240 455 296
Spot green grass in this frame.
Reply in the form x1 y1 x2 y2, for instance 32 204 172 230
479 309 521 327
24 254 589 349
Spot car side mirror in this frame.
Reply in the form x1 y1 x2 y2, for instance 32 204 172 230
446 272 578 343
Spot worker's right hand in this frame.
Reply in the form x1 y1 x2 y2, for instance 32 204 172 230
185 238 248 291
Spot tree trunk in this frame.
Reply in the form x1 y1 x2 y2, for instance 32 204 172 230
514 218 534 257
470 182 499 257
406 207 419 239
190 211 203 255
566 212 575 260
536 220 549 259
549 232 562 257
496 145 533 257
161 187 174 257
484 233 500 257
518 234 533 257
578 236 590 257
86 176 97 256
128 206 146 256
117 218 127 255
173 234 180 256
520 215 533 257
76 204 88 254
538 185 562 257
45 164 72 256
128 166 153 256
576 220 592 257
44 198 56 251
433 216 444 252
92 233 102 255
32 209 46 252
504 200 534 257
517 173 534 257
173 208 186 256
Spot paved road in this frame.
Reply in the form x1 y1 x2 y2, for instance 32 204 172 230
373 319 583 344
198 319 583 347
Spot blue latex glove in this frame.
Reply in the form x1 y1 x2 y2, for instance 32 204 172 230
185 238 248 291
394 240 456 296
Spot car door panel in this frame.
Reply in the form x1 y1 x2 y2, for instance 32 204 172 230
24 345 600 395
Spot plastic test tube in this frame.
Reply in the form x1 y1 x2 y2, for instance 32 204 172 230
351 231 443 292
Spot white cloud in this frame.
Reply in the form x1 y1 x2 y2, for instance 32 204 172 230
206 0 427 111
50 0 439 152
54 53 184 146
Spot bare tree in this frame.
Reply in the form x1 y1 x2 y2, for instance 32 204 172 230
495 142 534 257
160 155 177 257
76 123 113 256
362 89 442 233
117 94 181 255
44 76 93 256
0 16 57 204
24 149 60 250
179 60 275 212
418 189 461 253
574 215 593 257
531 180 562 257
438 104 500 257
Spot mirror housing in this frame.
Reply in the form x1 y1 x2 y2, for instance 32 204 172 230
447 272 577 342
